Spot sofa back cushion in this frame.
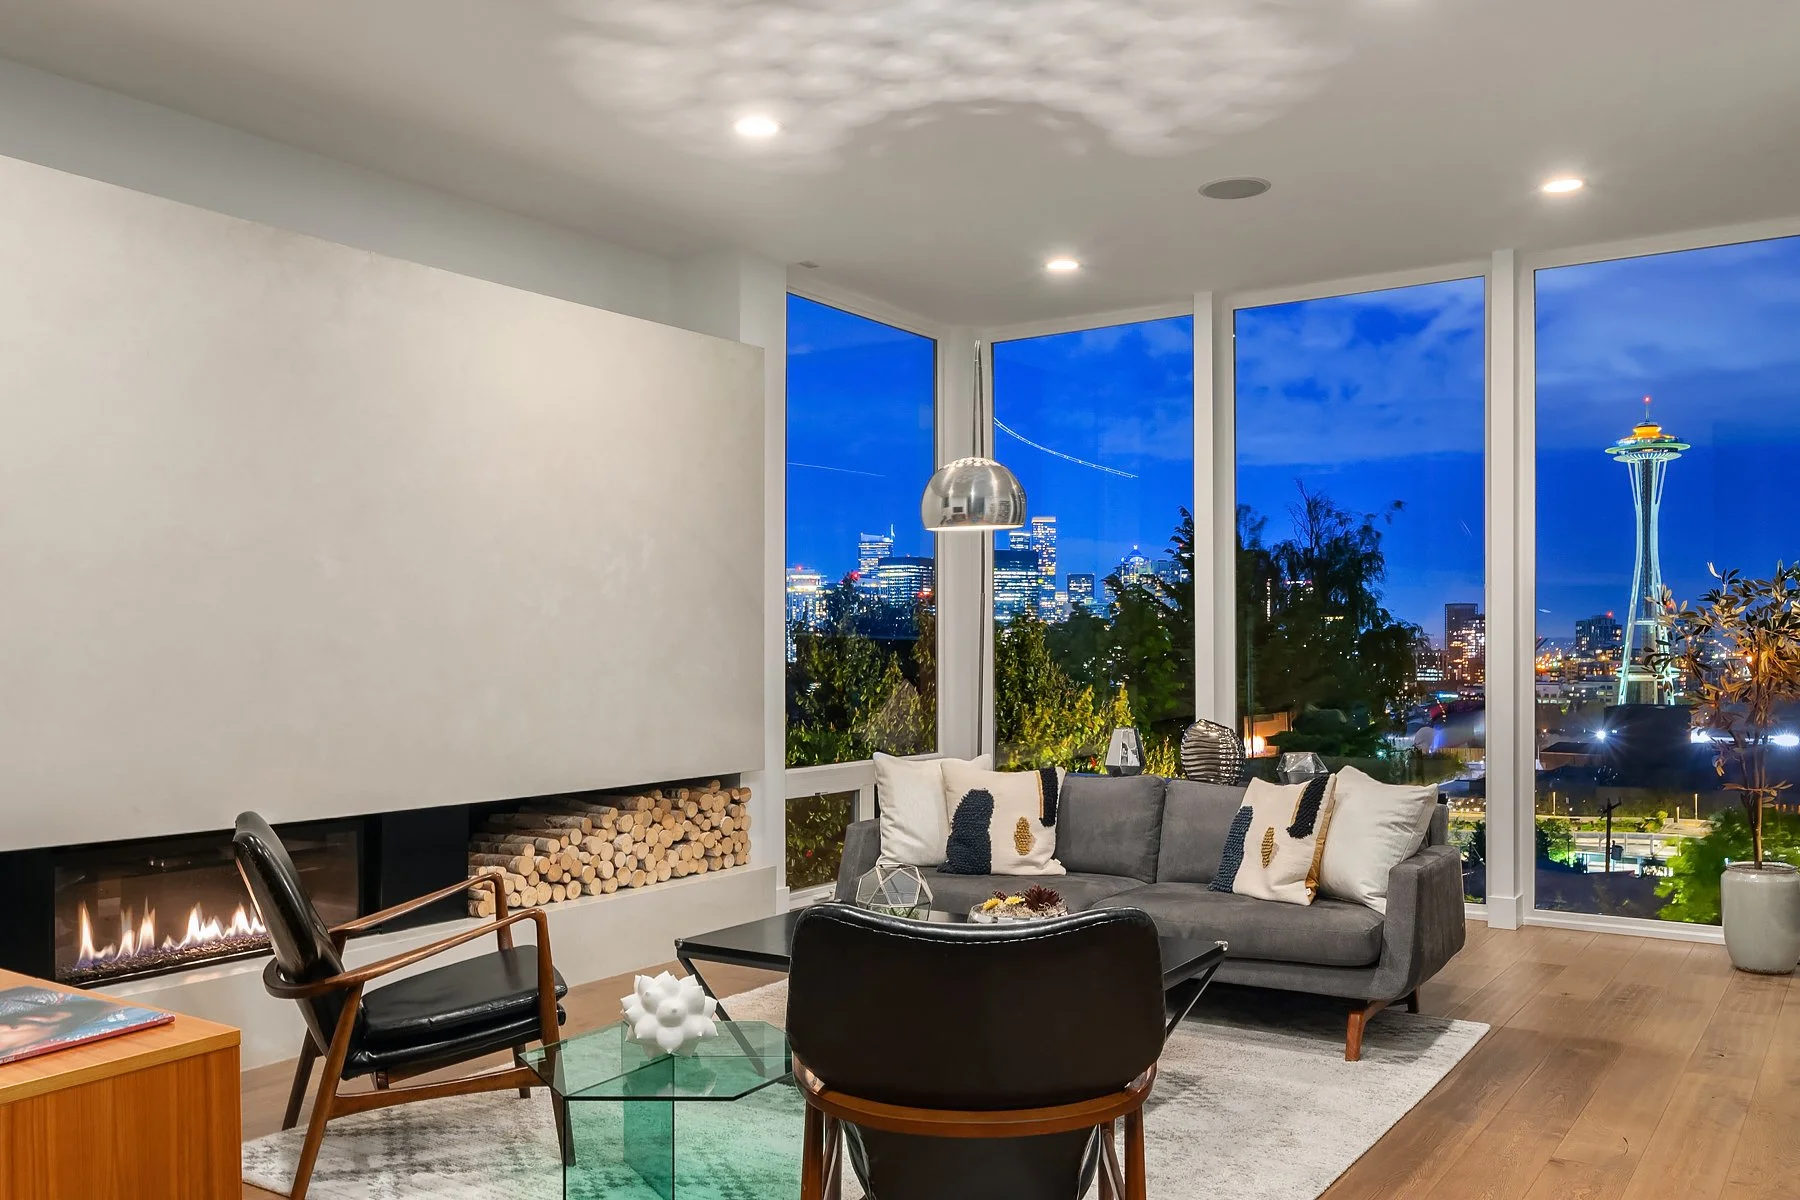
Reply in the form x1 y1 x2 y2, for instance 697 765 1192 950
1054 774 1166 883
1156 780 1248 884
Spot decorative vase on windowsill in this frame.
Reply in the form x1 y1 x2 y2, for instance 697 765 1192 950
1654 566 1800 974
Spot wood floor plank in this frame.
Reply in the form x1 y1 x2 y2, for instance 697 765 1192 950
1320 1027 1561 1200
1426 1034 1622 1200
1719 977 1800 1199
1616 967 1785 1200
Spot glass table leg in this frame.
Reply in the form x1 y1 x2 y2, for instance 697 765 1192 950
624 1099 676 1200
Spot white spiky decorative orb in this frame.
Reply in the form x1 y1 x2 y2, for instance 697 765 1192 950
620 971 719 1056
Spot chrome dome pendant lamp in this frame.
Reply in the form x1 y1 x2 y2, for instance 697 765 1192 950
920 341 1026 533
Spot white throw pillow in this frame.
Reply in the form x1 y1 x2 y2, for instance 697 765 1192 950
1217 776 1335 906
940 762 1067 876
873 752 992 867
1317 766 1440 913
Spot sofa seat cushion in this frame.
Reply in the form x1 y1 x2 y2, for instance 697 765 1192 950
919 870 1143 917
1095 884 1384 968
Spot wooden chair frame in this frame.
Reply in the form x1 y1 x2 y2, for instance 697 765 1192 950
266 870 567 1200
793 1056 1156 1200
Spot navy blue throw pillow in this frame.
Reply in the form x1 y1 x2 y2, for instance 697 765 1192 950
1209 806 1254 893
941 789 995 875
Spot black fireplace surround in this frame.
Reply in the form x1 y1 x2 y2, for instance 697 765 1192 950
0 801 492 986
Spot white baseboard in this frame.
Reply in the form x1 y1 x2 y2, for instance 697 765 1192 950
100 865 778 1069
1524 908 1725 944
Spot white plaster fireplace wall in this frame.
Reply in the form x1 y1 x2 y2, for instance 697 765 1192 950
0 151 765 848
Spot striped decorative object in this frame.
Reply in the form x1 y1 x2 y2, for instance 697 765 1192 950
1180 719 1247 786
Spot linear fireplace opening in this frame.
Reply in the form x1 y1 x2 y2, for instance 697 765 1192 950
51 820 362 987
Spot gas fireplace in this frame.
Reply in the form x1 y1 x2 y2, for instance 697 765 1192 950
51 821 361 986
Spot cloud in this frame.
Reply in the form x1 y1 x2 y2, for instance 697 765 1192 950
1235 278 1486 466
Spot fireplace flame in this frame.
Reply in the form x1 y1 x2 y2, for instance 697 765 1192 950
74 900 267 969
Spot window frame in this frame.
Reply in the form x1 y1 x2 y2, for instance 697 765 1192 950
782 281 949 899
1512 215 1800 942
1217 261 1493 916
975 301 1200 762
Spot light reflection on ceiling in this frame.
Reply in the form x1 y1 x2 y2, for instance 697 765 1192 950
560 0 1344 166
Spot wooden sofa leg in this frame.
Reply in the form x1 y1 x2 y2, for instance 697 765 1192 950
1405 990 1420 1014
1345 999 1391 1062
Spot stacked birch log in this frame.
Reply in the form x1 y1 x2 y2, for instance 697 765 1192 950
466 781 752 918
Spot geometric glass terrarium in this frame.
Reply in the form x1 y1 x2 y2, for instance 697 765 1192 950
854 864 933 920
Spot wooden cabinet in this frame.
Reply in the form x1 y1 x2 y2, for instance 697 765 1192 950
0 968 241 1200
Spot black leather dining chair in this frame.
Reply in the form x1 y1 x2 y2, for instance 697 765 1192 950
787 903 1166 1200
232 812 570 1200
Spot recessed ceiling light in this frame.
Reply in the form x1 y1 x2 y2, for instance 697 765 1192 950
733 114 781 138
1199 177 1271 200
1541 177 1585 195
1045 257 1081 273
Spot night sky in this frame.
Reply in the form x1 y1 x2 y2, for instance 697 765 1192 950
788 232 1800 639
1235 277 1487 643
1536 234 1800 642
990 316 1195 578
785 295 937 579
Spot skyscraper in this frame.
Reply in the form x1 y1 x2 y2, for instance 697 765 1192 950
1444 603 1485 685
857 528 895 585
1068 573 1096 610
1029 515 1058 613
785 566 827 661
993 549 1040 623
1605 403 1688 705
1117 547 1152 587
872 556 935 613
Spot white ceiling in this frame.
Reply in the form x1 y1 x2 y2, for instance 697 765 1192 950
2 0 1798 325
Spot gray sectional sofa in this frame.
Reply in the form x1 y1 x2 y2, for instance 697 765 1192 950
833 772 1467 1060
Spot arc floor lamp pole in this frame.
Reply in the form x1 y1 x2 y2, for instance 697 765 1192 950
919 340 1026 758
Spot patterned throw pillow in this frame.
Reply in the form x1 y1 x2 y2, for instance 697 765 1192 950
1209 776 1335 905
940 762 1066 876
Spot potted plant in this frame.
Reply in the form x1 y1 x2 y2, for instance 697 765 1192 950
1656 566 1800 973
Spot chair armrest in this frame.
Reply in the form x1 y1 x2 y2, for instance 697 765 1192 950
1369 844 1467 1002
266 905 549 1001
331 870 506 946
834 821 881 901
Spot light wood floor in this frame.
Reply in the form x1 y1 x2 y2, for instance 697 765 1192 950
241 924 1798 1200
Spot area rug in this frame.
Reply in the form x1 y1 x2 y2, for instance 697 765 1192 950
244 982 1486 1200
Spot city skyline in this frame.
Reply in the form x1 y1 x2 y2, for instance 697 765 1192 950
790 233 1800 649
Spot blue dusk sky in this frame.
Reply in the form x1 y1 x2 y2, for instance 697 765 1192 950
788 232 1800 640
1235 278 1487 643
786 295 937 580
991 316 1195 581
1536 234 1800 642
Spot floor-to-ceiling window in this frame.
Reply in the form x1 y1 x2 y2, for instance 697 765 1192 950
1234 278 1488 900
1533 234 1800 924
785 295 936 881
990 315 1195 772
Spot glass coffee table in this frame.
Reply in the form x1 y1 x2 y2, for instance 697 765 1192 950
677 906 1227 1039
524 1020 803 1199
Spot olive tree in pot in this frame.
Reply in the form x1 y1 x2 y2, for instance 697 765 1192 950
1656 566 1800 973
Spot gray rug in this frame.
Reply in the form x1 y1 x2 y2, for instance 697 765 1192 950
244 981 1486 1199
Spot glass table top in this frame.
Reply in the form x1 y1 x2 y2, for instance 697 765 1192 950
524 1020 791 1103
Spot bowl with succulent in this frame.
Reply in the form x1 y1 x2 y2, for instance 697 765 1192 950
968 885 1068 923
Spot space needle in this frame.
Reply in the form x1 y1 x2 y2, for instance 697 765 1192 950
1605 399 1688 705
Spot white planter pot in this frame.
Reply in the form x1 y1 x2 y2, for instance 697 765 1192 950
1720 862 1800 975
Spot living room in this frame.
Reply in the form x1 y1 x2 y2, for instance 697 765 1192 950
0 3 1796 1198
